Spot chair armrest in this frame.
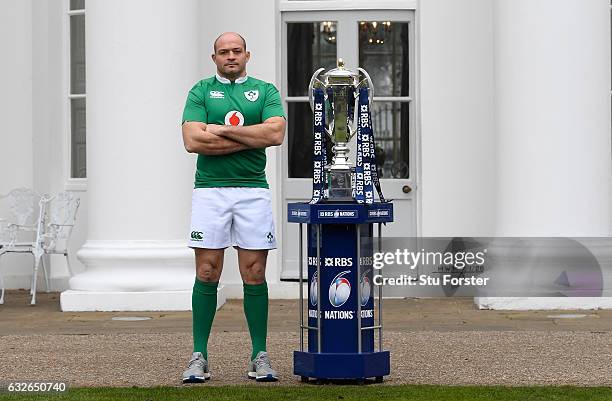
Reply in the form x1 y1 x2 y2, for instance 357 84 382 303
7 223 37 232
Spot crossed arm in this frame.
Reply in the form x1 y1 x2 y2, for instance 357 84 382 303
182 121 247 155
182 117 286 156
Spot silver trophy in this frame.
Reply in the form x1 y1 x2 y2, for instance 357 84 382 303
308 58 374 202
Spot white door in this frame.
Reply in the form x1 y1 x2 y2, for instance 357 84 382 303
280 10 417 279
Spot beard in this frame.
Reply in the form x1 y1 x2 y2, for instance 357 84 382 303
220 64 245 79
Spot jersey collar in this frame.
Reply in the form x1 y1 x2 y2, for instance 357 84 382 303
215 74 248 85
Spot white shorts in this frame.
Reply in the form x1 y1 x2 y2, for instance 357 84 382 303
189 187 277 250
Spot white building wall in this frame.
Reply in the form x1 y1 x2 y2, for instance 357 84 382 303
1 1 87 293
419 0 497 237
31 0 88 290
0 0 35 288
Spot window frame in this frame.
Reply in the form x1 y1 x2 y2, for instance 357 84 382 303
64 0 87 191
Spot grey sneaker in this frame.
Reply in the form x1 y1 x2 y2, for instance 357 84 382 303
182 352 211 383
247 351 278 382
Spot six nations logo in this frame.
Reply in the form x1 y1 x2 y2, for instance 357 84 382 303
329 271 351 307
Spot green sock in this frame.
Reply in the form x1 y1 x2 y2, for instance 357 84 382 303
243 282 269 361
192 279 218 359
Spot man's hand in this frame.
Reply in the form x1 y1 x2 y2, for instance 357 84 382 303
182 121 249 155
207 116 286 149
206 124 223 136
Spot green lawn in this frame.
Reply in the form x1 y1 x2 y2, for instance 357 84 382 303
1 385 612 401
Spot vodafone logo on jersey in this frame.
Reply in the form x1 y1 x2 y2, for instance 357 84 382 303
224 110 244 126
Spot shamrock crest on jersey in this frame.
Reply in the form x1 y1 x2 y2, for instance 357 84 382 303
244 90 259 102
224 110 245 126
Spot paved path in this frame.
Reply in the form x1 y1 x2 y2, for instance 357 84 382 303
1 291 611 387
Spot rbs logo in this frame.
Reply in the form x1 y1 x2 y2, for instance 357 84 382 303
324 257 353 267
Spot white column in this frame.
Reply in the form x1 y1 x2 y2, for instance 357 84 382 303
60 0 225 311
476 0 612 309
419 0 496 237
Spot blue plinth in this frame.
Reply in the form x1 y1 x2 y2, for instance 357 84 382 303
288 202 393 381
294 351 390 380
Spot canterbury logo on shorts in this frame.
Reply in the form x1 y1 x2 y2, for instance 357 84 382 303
190 231 204 241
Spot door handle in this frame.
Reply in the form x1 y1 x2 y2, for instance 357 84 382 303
402 185 412 194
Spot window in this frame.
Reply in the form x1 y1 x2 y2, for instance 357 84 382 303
283 14 413 180
286 22 338 178
358 21 410 179
68 0 86 178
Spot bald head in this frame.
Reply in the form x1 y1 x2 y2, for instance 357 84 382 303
212 32 250 80
213 32 247 53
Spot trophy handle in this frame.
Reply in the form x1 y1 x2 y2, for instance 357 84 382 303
308 68 326 111
357 67 375 108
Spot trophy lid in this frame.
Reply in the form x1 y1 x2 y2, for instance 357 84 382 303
324 58 359 81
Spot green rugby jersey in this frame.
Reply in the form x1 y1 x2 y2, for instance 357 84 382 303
182 75 285 188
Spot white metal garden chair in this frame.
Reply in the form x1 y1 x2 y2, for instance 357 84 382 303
0 188 41 304
29 191 81 305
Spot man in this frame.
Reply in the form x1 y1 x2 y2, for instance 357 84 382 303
180 32 285 383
